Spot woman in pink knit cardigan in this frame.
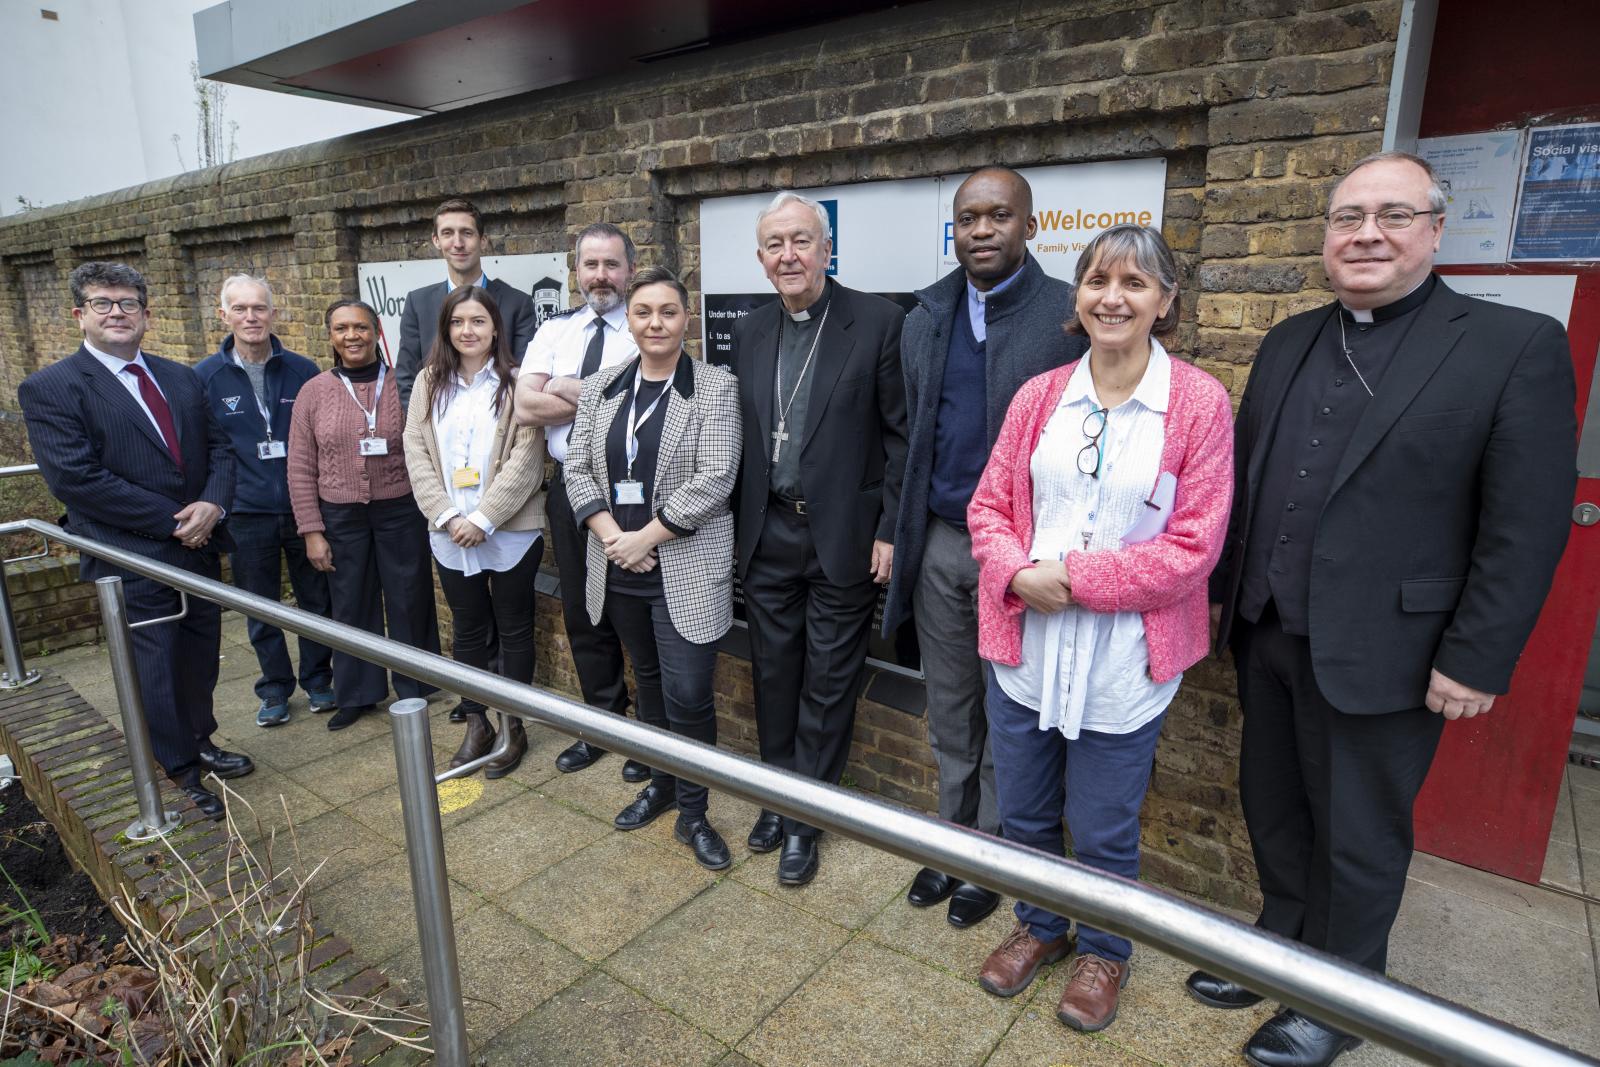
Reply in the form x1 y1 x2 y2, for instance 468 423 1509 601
967 225 1233 1034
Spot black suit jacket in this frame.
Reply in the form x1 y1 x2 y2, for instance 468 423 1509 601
394 277 537 409
1214 280 1576 713
732 282 909 586
19 347 237 581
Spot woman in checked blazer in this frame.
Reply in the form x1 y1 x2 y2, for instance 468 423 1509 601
563 266 742 870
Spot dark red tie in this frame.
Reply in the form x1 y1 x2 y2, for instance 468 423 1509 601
123 363 184 471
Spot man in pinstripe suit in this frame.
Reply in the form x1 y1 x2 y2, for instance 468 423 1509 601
19 262 251 821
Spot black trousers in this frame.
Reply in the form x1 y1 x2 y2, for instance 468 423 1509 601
320 496 441 707
435 538 544 716
604 589 718 817
742 505 876 837
117 551 222 779
548 470 631 716
1235 607 1444 973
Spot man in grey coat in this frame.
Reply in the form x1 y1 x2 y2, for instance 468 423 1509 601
884 166 1088 927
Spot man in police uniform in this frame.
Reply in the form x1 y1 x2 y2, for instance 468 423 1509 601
514 222 647 781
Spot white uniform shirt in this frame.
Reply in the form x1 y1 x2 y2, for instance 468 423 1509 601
519 303 637 462
992 339 1181 739
427 364 539 577
85 342 169 435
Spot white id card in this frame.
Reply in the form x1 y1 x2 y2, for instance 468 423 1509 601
614 479 645 505
358 436 389 456
257 440 287 460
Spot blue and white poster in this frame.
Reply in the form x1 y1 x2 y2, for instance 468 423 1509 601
1511 122 1600 262
1418 131 1522 264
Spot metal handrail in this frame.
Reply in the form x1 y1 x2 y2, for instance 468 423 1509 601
0 514 1593 1067
0 464 41 480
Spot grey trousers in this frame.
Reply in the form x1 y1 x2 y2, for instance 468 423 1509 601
912 515 999 836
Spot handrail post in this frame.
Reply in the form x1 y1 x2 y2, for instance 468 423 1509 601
389 697 468 1065
0 566 40 690
94 577 179 840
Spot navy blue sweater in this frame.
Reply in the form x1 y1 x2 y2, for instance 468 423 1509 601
193 335 323 515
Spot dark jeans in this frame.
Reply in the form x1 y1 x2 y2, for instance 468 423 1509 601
435 538 544 715
1235 608 1444 973
228 511 334 704
320 496 441 707
603 588 718 817
987 673 1166 962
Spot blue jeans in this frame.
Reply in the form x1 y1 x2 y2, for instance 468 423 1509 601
228 512 334 703
986 673 1167 962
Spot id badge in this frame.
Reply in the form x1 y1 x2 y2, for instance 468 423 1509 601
358 436 389 456
452 466 481 489
614 479 645 506
257 440 287 460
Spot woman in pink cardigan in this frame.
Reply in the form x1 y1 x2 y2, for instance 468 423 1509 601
967 225 1233 1034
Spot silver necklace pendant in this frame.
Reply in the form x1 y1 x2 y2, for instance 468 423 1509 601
1337 314 1375 398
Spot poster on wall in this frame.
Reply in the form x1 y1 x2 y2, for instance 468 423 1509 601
1511 122 1600 262
698 160 1167 673
699 159 1168 365
1438 273 1578 330
356 254 568 365
1417 131 1522 264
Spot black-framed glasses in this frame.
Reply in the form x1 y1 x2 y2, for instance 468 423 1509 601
80 297 145 315
1325 207 1437 233
1077 407 1108 478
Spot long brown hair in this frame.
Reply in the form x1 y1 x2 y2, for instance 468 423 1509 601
422 286 515 416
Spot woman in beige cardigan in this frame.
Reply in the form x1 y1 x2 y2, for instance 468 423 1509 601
404 286 547 776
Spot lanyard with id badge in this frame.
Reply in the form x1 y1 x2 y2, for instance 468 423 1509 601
340 364 389 456
450 386 488 493
236 356 286 460
615 371 668 507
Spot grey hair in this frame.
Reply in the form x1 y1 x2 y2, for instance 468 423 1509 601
756 191 831 245
1064 224 1181 339
69 261 147 307
218 273 274 310
1331 151 1448 216
574 222 637 268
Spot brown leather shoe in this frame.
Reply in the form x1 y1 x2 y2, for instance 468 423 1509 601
1056 953 1129 1032
449 712 496 771
484 717 526 779
978 921 1073 997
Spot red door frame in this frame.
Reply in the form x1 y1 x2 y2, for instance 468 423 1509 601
1413 267 1600 882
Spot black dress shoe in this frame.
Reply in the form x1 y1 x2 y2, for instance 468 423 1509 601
614 784 676 830
947 882 1001 928
777 834 819 886
674 814 732 870
907 866 957 907
448 705 467 723
621 758 651 783
196 743 254 780
1186 969 1265 1009
1245 1010 1363 1067
178 781 225 820
746 810 784 853
556 740 606 773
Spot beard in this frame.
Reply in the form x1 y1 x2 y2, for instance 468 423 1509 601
583 284 621 315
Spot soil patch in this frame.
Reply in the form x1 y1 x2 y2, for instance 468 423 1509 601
0 780 125 950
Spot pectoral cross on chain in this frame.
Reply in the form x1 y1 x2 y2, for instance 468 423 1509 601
771 421 790 463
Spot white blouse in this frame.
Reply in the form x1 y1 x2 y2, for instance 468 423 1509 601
992 339 1181 739
427 365 540 576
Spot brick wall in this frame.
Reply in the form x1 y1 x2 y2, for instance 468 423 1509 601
0 0 1406 908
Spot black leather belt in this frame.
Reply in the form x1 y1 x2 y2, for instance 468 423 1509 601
770 493 808 516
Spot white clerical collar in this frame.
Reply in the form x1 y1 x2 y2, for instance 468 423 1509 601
1342 275 1429 324
786 285 830 322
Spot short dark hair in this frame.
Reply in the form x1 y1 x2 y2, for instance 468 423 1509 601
433 198 484 234
1330 151 1448 216
322 299 380 366
575 223 637 268
1064 224 1182 339
625 265 689 308
70 261 147 307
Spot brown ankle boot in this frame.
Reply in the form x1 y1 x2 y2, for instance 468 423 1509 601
449 713 496 770
484 716 526 779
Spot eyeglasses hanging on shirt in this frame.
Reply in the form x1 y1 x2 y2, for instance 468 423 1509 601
338 364 388 455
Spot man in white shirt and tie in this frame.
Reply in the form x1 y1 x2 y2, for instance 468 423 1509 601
514 223 647 779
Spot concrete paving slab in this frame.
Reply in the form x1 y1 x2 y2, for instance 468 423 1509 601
536 753 651 822
500 831 717 961
715 1055 760 1067
986 1004 1160 1067
441 790 613 895
603 878 851 1046
273 805 401 888
736 938 1019 1067
733 831 920 930
864 892 1018 977
1571 764 1600 795
1543 835 1584 894
216 771 332 842
1406 850 1588 934
478 969 728 1066
315 853 486 967
383 902 589 1046
1551 770 1580 849
283 731 408 806
341 773 525 848
1572 771 1600 850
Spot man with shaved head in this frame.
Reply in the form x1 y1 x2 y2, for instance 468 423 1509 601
885 166 1088 927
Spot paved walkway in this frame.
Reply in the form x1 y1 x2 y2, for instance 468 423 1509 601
40 615 1600 1065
